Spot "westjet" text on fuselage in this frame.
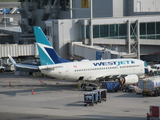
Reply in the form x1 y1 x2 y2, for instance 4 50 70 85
93 60 135 66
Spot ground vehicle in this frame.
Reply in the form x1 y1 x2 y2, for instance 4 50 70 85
81 83 99 91
94 89 107 102
84 91 98 106
1 17 14 24
138 77 160 97
0 66 5 73
122 84 136 92
101 81 120 92
122 84 142 93
150 64 160 73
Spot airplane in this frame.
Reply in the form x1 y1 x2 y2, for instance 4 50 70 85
8 26 147 83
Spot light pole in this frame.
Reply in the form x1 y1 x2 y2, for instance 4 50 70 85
3 8 6 30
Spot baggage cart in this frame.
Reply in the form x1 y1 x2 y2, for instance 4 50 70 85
94 89 107 103
101 81 120 92
84 91 98 106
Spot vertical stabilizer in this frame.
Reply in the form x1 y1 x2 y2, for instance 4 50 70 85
34 26 71 65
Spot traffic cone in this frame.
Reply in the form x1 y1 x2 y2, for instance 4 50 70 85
9 82 12 86
31 90 34 95
39 80 44 83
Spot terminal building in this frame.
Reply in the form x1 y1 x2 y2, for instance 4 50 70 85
0 0 160 71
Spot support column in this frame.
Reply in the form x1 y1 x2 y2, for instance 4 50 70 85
90 0 93 46
127 20 131 54
70 0 73 19
136 20 140 59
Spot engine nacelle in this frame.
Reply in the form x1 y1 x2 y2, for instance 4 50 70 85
119 74 139 85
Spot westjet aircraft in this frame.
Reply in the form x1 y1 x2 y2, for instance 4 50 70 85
9 26 146 82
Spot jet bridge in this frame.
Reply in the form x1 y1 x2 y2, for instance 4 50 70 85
70 42 137 60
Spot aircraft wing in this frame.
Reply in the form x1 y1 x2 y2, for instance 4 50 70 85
96 74 127 81
8 54 38 70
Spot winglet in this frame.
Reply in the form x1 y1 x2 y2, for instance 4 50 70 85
8 54 16 65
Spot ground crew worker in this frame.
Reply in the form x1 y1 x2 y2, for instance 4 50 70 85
147 113 152 120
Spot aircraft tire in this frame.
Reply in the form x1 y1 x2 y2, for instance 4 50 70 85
83 87 86 91
122 89 126 92
154 90 158 97
149 70 154 74
157 89 160 96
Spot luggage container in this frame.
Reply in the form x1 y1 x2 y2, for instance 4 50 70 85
147 105 160 120
84 91 98 106
94 89 107 103
101 81 120 92
150 106 160 118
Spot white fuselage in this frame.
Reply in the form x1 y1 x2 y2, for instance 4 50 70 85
39 58 145 81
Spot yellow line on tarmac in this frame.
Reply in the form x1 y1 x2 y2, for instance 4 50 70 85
9 81 20 83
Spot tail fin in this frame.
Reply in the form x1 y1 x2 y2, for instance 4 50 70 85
34 26 71 65
144 61 152 74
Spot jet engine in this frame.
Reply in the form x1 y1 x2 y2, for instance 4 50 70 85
119 74 139 85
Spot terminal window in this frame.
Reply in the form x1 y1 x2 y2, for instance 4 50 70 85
81 22 160 40
82 23 127 39
140 22 160 39
60 0 70 11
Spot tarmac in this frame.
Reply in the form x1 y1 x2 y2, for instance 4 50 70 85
0 2 159 120
0 72 159 120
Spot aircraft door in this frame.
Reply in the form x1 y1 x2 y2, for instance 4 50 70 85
65 69 69 80
64 65 71 80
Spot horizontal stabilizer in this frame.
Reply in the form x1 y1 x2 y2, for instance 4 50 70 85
8 54 38 70
39 65 62 70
